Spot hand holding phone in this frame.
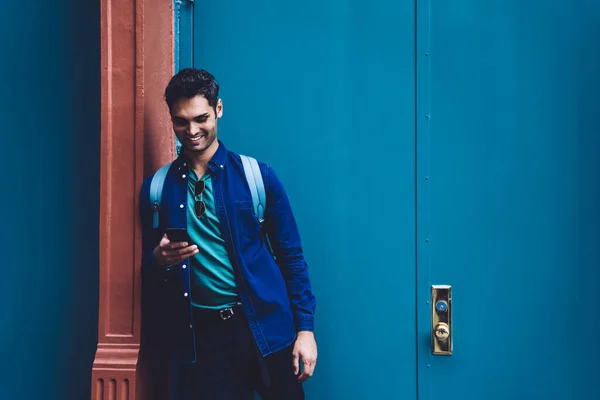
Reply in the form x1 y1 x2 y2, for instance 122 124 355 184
153 229 198 266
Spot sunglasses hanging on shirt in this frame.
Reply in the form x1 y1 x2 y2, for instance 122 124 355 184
194 180 206 218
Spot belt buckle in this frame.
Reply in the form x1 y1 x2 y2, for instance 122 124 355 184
219 307 234 320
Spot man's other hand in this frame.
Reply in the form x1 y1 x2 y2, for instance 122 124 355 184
293 331 318 383
153 234 199 266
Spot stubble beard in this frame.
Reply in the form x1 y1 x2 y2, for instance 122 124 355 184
183 128 217 157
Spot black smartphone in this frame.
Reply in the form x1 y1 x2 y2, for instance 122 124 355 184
165 228 191 244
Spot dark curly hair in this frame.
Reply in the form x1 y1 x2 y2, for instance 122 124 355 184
164 68 220 111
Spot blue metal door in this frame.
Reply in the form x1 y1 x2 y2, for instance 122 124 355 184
180 0 417 398
416 1 600 399
181 0 600 398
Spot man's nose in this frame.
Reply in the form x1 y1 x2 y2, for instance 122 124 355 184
187 122 200 135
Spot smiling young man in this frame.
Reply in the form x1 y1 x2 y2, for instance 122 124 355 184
139 68 317 399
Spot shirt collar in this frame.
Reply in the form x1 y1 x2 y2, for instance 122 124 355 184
175 139 228 172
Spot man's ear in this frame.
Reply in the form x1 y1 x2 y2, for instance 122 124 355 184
216 98 223 119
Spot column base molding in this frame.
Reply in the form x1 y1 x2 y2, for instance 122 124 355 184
91 344 139 400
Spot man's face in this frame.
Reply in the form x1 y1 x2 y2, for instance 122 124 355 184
170 94 223 155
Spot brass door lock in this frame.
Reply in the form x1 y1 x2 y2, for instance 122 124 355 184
431 285 452 355
434 323 450 341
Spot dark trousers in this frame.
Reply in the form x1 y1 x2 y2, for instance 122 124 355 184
178 306 305 400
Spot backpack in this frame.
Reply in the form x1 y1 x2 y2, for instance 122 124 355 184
149 155 266 230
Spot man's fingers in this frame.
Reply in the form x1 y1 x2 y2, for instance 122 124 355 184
165 246 199 264
159 234 170 246
155 235 170 259
298 358 316 382
292 350 300 375
174 244 196 254
178 246 199 259
168 241 189 250
162 244 196 257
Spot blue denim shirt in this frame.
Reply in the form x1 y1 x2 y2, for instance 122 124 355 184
139 140 316 363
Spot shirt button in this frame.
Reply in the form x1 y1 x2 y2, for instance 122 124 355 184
220 165 224 169
182 264 187 269
184 292 189 297
182 174 186 179
180 204 184 209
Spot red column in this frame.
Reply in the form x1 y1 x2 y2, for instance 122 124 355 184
92 0 175 398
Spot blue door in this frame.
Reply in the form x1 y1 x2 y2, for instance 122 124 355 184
416 1 600 399
180 0 600 398
180 1 417 398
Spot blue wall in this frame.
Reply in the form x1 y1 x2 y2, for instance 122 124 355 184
0 0 100 399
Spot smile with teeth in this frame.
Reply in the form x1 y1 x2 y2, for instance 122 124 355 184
188 134 206 142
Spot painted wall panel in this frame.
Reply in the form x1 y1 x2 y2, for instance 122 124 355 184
190 1 417 399
0 0 100 399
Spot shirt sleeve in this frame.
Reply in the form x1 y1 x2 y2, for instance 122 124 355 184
263 164 316 332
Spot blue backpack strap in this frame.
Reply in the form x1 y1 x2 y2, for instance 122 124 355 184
240 154 266 224
149 162 172 229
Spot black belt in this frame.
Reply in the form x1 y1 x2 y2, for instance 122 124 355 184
192 303 243 324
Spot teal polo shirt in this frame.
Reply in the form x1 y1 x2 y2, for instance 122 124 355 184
187 170 239 309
